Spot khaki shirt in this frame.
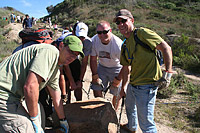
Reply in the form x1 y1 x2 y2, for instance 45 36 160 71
0 44 60 102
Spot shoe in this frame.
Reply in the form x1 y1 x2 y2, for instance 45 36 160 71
45 116 53 127
120 124 136 133
61 94 67 103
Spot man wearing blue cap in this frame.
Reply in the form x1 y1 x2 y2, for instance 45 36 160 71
0 35 84 133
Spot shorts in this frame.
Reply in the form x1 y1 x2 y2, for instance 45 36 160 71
0 99 43 133
91 64 122 96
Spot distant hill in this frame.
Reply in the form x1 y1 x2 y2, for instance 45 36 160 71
45 0 200 39
0 6 24 20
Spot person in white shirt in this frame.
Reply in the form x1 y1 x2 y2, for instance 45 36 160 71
90 20 126 110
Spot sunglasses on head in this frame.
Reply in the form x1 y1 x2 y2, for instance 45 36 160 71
115 19 127 25
97 29 110 34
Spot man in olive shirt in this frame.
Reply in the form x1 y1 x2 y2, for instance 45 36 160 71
0 36 84 133
114 9 173 133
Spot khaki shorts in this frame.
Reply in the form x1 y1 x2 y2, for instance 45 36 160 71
0 99 44 133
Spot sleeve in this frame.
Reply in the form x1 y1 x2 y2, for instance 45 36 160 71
115 37 123 60
83 38 92 57
29 48 59 81
47 67 60 91
120 44 130 66
90 35 97 56
139 28 164 50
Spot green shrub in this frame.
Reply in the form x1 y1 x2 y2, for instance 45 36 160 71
173 7 187 12
162 2 176 9
0 35 18 62
0 20 9 28
137 1 150 9
172 34 200 73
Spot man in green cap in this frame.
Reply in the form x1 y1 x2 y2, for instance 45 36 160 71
0 35 84 133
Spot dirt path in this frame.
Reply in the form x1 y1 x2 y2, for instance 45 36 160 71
4 22 189 133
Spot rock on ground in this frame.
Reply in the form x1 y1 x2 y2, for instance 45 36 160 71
52 98 118 133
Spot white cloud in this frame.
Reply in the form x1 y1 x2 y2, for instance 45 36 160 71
20 0 31 7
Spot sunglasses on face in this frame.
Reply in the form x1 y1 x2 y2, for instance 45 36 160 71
97 29 110 35
115 19 127 25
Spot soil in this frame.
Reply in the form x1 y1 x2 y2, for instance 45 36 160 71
5 22 197 133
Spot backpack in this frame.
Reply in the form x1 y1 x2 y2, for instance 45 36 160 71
133 28 164 66
19 28 53 44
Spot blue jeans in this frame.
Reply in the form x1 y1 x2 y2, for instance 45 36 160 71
125 84 158 133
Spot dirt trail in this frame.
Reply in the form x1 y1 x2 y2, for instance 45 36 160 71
4 22 190 133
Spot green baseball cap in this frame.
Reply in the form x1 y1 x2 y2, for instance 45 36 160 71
63 35 84 58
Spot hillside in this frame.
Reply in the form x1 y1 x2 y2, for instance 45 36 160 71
46 0 200 39
0 6 24 22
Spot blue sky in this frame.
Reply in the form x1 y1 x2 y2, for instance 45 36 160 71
0 0 64 18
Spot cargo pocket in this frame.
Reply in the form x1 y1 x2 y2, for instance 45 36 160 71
2 112 35 133
2 121 27 133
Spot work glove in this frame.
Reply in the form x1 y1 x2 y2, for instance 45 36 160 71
92 74 104 88
30 114 44 133
59 118 69 133
106 77 121 95
155 71 173 89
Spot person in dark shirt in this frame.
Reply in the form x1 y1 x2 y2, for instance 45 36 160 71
23 14 32 28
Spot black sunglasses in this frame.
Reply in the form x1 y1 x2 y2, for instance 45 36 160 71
97 29 110 34
116 19 127 25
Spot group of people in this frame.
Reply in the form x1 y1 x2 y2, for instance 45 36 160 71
0 9 173 133
10 13 25 24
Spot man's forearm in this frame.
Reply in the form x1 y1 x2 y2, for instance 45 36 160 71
163 46 173 72
122 66 130 89
90 56 98 75
79 56 88 81
24 71 42 117
64 65 76 85
48 87 65 119
156 41 173 72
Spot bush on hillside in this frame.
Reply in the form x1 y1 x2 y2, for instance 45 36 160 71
172 34 200 73
162 2 176 9
0 20 9 28
0 35 18 62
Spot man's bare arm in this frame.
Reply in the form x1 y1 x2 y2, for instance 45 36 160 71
90 55 98 75
24 71 43 117
120 66 130 97
156 40 173 72
47 86 65 119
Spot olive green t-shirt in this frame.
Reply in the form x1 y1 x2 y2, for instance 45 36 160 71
120 27 163 85
0 44 60 102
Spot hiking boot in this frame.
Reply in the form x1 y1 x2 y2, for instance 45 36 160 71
61 94 67 103
45 116 53 127
120 124 136 133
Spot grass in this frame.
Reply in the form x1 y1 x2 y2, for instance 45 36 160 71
155 72 200 132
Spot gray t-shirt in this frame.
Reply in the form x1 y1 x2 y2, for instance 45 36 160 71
83 36 92 57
